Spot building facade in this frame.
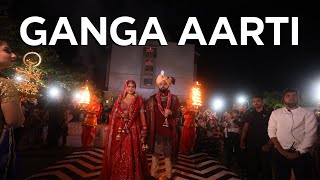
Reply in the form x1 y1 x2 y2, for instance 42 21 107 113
104 41 198 106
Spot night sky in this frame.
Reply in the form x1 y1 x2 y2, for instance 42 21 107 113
7 1 320 100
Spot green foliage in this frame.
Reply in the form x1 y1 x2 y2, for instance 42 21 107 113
0 16 86 92
262 91 283 109
262 90 313 108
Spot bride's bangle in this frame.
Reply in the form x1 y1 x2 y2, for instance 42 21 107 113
141 128 147 137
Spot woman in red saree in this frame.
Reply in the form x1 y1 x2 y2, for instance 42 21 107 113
81 94 102 148
100 80 149 180
179 98 197 155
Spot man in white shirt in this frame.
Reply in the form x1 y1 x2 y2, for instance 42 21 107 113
268 88 318 180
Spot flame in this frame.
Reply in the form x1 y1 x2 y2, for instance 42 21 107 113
192 81 202 107
79 85 90 104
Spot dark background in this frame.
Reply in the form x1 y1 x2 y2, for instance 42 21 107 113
5 0 320 102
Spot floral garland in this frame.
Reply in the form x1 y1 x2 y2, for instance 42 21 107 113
156 90 172 117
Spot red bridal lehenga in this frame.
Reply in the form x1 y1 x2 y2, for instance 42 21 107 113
100 93 149 180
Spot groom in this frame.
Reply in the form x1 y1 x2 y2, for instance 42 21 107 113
146 70 181 180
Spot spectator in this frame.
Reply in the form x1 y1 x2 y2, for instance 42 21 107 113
268 88 317 180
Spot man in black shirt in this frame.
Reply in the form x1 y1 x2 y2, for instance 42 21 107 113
240 95 273 180
44 96 66 148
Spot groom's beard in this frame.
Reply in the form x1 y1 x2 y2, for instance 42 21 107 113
159 88 168 94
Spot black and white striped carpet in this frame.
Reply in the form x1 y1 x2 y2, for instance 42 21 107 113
27 148 241 180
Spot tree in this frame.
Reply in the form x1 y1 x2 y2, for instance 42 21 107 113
0 16 87 95
262 90 283 109
262 90 314 109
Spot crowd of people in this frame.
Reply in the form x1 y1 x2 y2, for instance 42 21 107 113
1 39 320 180
11 94 111 150
186 91 320 180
